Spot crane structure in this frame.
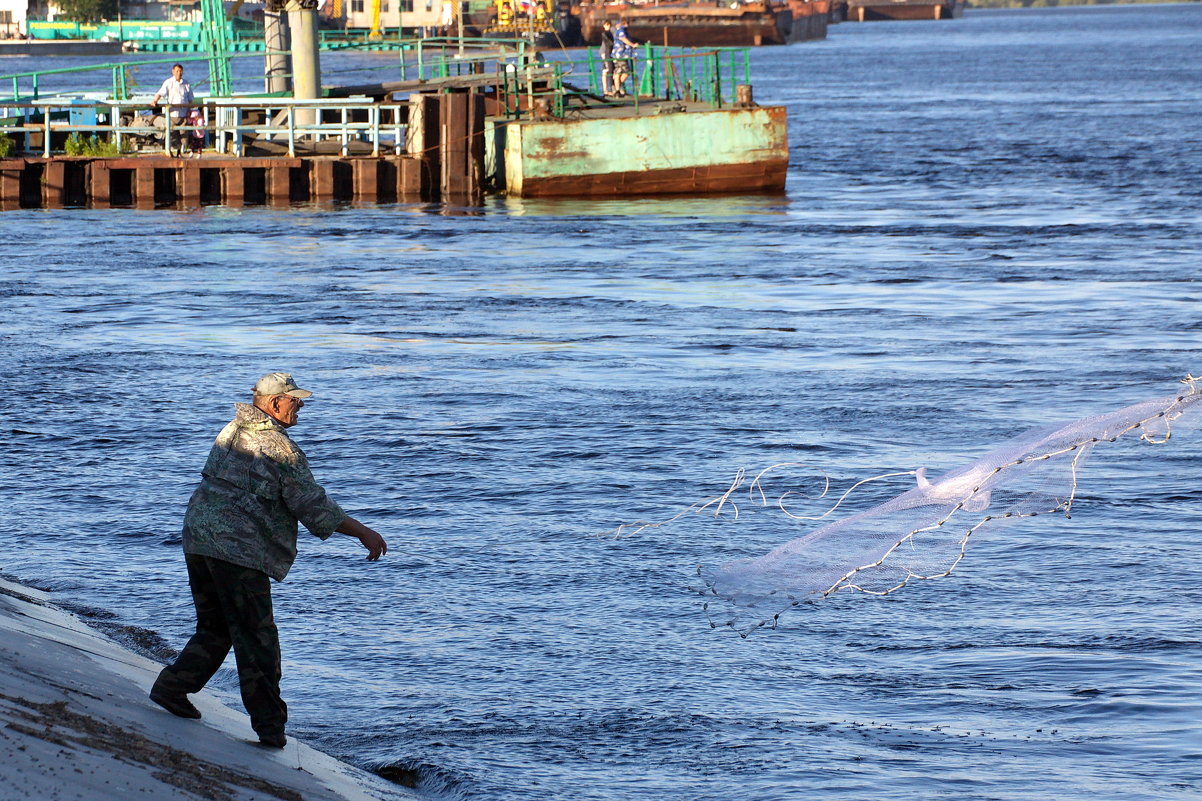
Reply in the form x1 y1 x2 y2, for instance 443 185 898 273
198 0 233 96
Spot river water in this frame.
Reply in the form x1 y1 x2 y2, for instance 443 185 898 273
2 4 1201 799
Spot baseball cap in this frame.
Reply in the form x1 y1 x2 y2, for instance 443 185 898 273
253 372 313 399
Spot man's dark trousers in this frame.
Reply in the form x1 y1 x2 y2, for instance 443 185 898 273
156 554 287 738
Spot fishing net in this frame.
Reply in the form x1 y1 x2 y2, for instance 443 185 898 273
615 376 1202 637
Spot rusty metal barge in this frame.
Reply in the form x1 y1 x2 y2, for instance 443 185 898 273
576 0 828 47
833 0 964 22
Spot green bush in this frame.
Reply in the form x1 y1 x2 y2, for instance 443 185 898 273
64 133 122 157
0 134 14 159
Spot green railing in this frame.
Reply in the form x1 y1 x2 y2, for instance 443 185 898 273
0 53 292 104
0 36 531 104
0 39 751 123
497 45 753 121
408 36 529 82
618 45 751 108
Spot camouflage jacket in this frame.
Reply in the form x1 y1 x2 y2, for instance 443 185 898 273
182 403 346 580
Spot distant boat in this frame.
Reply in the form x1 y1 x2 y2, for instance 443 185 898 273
831 0 964 22
576 0 829 48
0 39 124 56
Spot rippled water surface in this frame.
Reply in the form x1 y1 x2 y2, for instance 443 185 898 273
2 5 1201 800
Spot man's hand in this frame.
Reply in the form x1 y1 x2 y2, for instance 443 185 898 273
336 516 388 561
357 529 387 561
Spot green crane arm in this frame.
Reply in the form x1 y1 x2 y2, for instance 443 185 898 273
200 0 233 96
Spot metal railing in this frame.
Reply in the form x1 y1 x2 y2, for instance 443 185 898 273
588 45 752 108
0 36 533 104
212 98 407 157
0 98 409 158
496 45 754 121
0 52 291 104
407 36 529 82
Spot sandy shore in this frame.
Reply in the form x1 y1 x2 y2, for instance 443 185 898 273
0 576 415 801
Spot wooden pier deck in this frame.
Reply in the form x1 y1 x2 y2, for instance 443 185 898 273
0 155 443 210
0 91 486 209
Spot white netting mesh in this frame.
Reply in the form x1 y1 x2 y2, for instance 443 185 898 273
616 376 1202 637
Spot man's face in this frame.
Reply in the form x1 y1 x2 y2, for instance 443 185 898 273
172 65 183 81
266 394 303 427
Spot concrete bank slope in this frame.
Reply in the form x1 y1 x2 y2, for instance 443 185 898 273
0 577 415 801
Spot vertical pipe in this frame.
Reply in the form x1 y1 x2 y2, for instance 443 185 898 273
288 2 322 130
287 106 296 156
264 8 291 94
371 105 380 157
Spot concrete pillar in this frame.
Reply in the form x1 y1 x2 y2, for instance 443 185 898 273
288 2 322 130
263 8 291 94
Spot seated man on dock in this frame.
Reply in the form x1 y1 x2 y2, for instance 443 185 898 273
151 63 194 157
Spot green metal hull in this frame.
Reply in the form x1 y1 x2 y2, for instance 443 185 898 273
493 105 788 197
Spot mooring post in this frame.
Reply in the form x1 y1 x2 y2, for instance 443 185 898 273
178 164 200 205
134 167 155 207
0 163 21 210
408 93 440 200
224 164 244 207
467 92 485 199
440 91 469 198
353 159 379 200
311 158 335 198
399 156 422 199
88 161 110 209
268 164 291 204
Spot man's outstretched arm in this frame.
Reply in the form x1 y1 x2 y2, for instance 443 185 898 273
336 517 388 561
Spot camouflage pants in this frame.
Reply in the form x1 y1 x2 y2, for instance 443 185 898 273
156 554 287 737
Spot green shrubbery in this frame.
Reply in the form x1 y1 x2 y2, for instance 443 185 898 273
64 133 123 157
0 134 13 159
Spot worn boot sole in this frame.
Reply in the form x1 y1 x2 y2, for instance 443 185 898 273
149 688 202 719
256 732 287 748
